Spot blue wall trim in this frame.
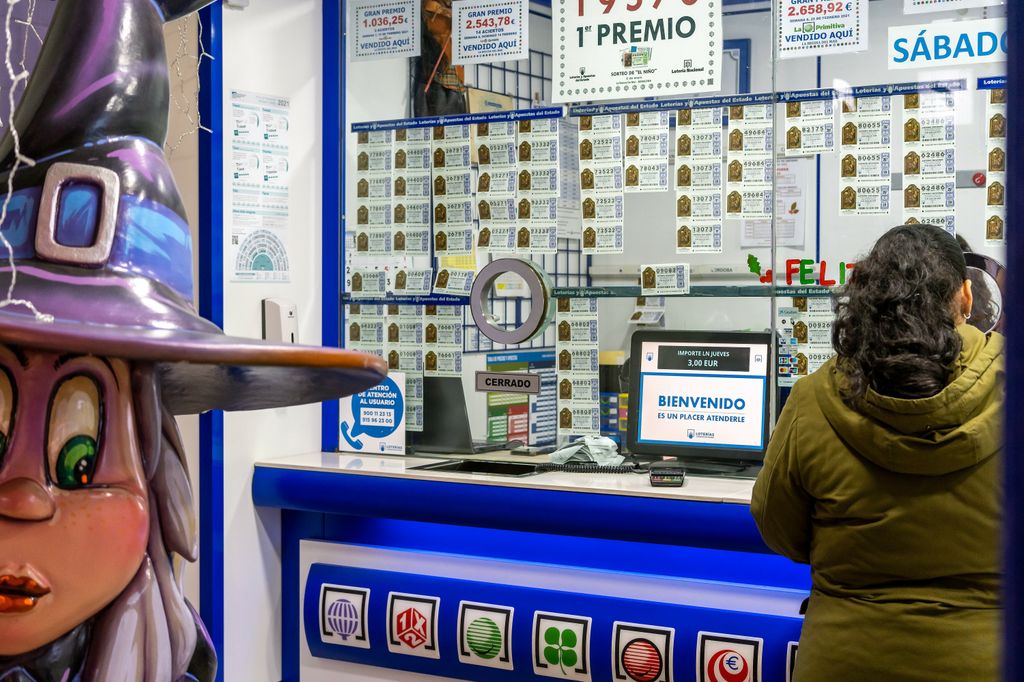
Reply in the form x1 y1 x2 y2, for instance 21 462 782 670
253 465 773 554
320 515 809 589
1004 0 1023 673
322 0 342 453
725 38 751 95
197 4 224 681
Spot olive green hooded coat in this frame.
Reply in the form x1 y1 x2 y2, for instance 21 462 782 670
752 325 1003 682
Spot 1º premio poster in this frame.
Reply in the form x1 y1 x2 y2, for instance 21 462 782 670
555 0 722 104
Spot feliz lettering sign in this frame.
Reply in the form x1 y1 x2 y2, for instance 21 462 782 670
748 254 855 285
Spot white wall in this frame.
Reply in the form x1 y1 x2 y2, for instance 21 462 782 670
221 1 325 679
163 13 204 614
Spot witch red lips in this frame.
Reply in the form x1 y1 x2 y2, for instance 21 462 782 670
0 575 50 614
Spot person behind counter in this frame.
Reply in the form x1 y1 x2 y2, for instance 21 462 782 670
957 234 1001 334
752 224 1003 681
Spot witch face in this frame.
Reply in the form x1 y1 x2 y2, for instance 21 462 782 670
0 350 148 656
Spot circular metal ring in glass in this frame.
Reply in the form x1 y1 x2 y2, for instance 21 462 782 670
470 258 553 345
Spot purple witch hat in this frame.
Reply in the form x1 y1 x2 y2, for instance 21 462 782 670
0 0 385 414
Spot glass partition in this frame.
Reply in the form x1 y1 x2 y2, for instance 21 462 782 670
342 0 1008 461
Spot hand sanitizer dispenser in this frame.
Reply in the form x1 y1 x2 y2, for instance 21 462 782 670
262 298 298 344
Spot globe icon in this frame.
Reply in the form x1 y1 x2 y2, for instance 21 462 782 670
466 617 502 659
326 598 360 641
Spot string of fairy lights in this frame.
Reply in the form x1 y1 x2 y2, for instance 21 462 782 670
167 12 214 155
0 0 50 321
0 1 213 321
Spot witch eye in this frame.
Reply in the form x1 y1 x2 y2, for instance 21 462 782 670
48 376 101 490
55 435 98 488
0 369 12 466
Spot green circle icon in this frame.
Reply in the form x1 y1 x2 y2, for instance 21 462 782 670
466 617 502 659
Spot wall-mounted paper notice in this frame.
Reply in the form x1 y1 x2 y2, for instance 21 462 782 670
230 90 291 282
777 0 868 60
349 0 420 62
739 158 809 248
453 0 529 65
555 0 722 103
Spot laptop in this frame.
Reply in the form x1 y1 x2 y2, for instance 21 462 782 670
411 376 516 454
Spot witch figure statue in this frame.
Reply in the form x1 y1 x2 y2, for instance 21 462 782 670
0 2 386 681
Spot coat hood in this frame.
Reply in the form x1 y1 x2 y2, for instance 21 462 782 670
816 324 1004 476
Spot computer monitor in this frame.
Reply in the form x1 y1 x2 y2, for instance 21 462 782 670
409 376 510 454
627 330 772 465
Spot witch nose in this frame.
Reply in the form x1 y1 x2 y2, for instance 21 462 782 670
0 478 56 521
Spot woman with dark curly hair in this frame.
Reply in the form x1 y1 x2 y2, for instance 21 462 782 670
752 224 1003 681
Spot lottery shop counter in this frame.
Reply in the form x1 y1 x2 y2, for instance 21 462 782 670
253 452 808 681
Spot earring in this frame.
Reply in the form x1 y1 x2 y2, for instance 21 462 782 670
964 311 972 321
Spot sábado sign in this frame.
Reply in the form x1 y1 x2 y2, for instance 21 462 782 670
889 18 1007 70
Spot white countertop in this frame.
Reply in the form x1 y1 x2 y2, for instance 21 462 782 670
255 451 756 504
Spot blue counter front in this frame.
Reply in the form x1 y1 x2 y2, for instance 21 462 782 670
253 452 810 681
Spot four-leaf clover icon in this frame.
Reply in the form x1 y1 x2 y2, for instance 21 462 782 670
543 626 579 675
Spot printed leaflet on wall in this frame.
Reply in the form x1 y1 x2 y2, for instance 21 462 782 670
487 351 557 446
740 158 809 248
230 91 291 282
639 263 691 296
388 306 425 431
558 120 583 239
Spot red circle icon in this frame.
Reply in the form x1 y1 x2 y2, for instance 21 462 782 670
682 0 699 4
973 172 987 187
622 638 662 682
